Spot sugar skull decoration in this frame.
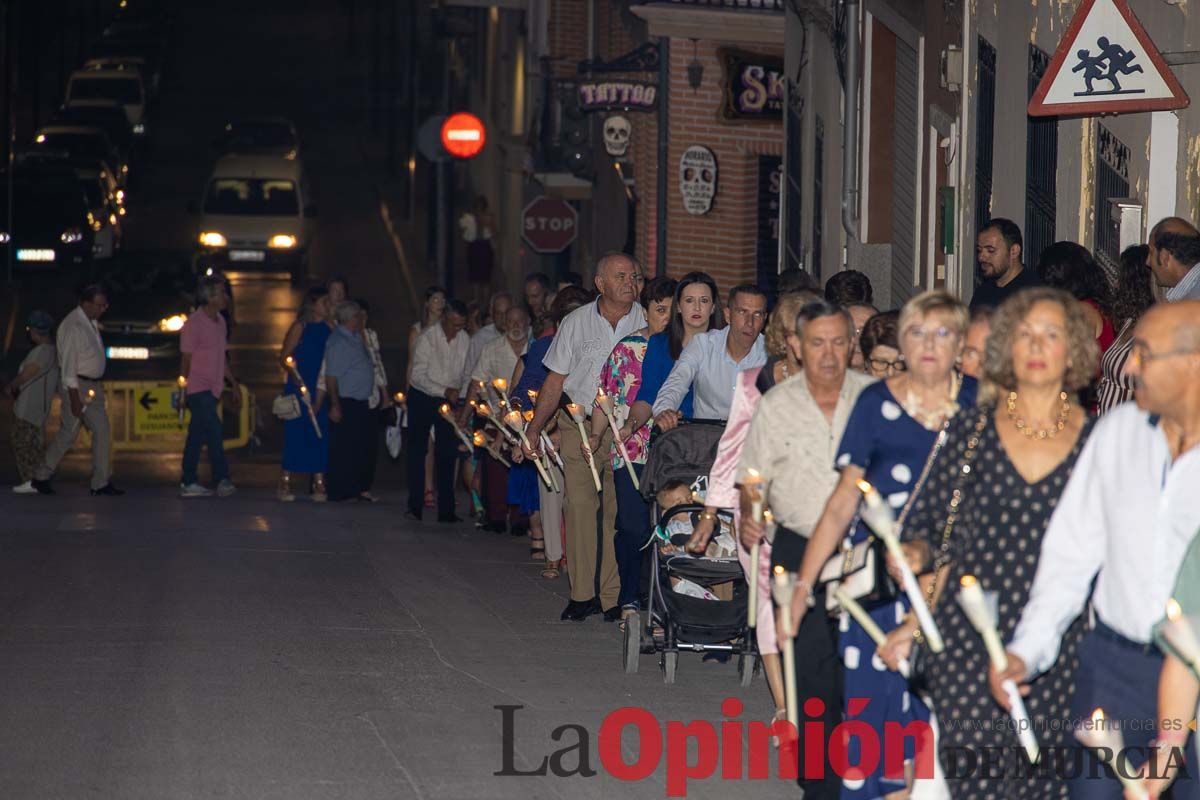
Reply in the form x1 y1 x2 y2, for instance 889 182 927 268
680 145 717 215
603 115 632 157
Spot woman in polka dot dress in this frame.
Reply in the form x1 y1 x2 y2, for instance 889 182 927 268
882 288 1098 799
789 291 977 800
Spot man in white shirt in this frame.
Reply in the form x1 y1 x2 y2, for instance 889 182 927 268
465 306 530 533
523 253 646 621
33 284 123 496
993 301 1200 799
406 298 470 522
652 285 768 427
459 292 511 395
1145 217 1200 302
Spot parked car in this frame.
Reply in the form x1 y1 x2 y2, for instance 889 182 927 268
212 117 300 159
95 251 197 366
194 155 315 282
65 69 147 137
77 168 123 260
83 55 157 102
49 102 135 165
0 164 94 270
89 39 163 115
32 125 127 185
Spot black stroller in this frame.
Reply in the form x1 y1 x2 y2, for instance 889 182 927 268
627 420 760 686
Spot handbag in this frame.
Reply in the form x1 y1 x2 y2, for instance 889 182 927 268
272 393 301 421
818 518 898 612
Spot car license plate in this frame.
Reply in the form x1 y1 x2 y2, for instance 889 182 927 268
16 249 55 262
106 346 150 360
229 249 265 262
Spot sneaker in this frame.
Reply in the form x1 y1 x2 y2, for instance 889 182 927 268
180 482 213 498
216 479 236 498
12 481 35 494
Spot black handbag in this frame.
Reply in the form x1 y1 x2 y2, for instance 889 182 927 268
817 521 898 612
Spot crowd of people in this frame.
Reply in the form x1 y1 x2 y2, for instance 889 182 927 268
8 213 1200 798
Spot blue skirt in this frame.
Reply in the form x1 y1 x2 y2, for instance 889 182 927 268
506 462 540 515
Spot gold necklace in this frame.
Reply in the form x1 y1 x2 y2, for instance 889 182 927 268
902 372 962 431
1007 391 1071 440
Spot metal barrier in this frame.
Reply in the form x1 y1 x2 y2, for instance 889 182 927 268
70 380 255 454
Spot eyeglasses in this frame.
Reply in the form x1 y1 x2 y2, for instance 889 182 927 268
904 325 959 345
1128 343 1200 369
867 357 907 373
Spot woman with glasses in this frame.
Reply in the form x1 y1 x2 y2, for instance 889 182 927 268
860 310 904 378
783 290 977 800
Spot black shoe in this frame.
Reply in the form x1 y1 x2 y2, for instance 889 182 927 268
90 483 125 496
509 525 529 538
31 479 55 496
403 509 422 522
438 514 463 524
560 598 600 622
702 651 732 664
602 606 622 623
485 521 507 534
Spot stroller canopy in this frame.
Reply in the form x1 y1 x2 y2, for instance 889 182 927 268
640 421 725 501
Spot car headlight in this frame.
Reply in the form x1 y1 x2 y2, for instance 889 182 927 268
158 314 187 332
61 228 84 244
199 231 227 247
0 232 9 244
133 123 145 135
269 234 297 249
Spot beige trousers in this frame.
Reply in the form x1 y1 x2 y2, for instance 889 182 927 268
537 459 565 564
557 410 618 606
37 380 111 490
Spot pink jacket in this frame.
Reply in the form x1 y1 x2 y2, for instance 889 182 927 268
705 367 763 509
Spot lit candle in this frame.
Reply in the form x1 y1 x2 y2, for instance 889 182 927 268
439 402 475 450
1163 599 1200 678
177 375 187 424
772 565 799 731
744 468 767 630
857 480 944 653
474 430 511 467
1075 709 1147 799
565 402 602 492
477 402 518 444
393 391 406 405
504 410 553 489
284 356 322 438
834 587 911 678
957 575 1040 764
596 388 640 491
492 377 510 407
745 468 765 523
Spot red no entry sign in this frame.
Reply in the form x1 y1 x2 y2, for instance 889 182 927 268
521 196 578 253
441 112 487 159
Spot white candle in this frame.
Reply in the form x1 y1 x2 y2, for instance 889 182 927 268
439 403 475 450
1075 709 1148 799
177 375 188 424
857 480 944 653
772 566 799 730
744 469 766 629
1164 599 1200 678
565 403 603 492
834 587 911 678
597 389 640 491
505 410 553 489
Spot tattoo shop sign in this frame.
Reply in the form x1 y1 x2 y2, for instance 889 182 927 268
578 81 658 113
720 49 784 121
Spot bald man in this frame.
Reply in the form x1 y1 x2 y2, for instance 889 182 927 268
1146 216 1200 301
993 302 1200 799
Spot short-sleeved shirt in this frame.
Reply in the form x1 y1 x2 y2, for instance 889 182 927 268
324 325 375 401
542 299 645 408
597 333 651 468
472 334 525 392
968 267 1042 310
14 343 58 426
180 309 227 396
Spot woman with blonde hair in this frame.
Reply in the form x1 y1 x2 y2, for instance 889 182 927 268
872 286 1097 799
783 289 977 800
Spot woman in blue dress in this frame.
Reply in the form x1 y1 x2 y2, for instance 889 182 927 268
789 290 976 800
278 285 333 502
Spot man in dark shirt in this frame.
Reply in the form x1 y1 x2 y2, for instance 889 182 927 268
969 218 1041 309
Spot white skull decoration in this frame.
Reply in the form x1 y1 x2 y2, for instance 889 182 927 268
603 115 631 157
680 145 717 215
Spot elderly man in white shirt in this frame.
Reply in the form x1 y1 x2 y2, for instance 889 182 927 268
652 285 768 427
406 298 470 522
992 301 1200 799
33 283 123 496
523 253 646 622
459 292 512 395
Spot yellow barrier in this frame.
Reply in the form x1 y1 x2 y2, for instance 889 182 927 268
70 380 255 454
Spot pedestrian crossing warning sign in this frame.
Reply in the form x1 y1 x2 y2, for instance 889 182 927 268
1028 0 1188 117
133 382 191 435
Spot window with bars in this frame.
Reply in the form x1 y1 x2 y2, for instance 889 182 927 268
1094 124 1130 276
813 116 825 281
974 36 997 284
1025 46 1057 270
785 99 804 273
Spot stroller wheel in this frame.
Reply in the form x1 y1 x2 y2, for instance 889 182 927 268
738 654 758 688
661 651 677 685
623 617 640 674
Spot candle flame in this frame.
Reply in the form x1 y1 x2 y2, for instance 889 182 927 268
299 385 307 394
87 389 96 399
856 479 875 494
478 403 491 416
523 410 534 422
1168 598 1184 622
439 403 451 415
566 403 581 413
473 431 485 446
763 509 775 523
1091 708 1105 725
177 375 187 387
773 565 785 577
504 410 521 423
960 574 978 588
394 391 405 403
492 378 507 390
285 356 295 366
527 389 538 399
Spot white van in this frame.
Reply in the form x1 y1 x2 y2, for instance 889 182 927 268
65 69 146 135
194 154 315 281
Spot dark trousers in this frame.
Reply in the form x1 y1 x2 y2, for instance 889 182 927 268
614 462 647 608
181 391 228 485
483 454 510 525
1069 624 1200 799
328 398 373 501
772 528 843 800
405 388 459 518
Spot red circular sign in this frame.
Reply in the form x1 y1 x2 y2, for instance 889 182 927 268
521 197 578 254
441 112 486 159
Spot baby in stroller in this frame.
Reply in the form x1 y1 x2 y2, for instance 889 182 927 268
655 480 738 559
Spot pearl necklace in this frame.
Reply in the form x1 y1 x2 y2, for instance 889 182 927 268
1007 391 1071 440
902 372 962 431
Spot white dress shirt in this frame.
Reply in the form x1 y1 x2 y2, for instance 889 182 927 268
1009 402 1200 677
473 334 526 390
542 299 646 408
409 323 470 399
651 327 767 420
57 306 106 389
459 323 501 394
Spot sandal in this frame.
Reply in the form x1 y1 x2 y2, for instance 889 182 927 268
617 606 639 631
540 562 560 579
530 537 546 561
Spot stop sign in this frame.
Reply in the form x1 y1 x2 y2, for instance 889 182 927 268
521 196 578 253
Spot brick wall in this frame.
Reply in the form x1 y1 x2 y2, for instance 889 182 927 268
548 1 588 79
